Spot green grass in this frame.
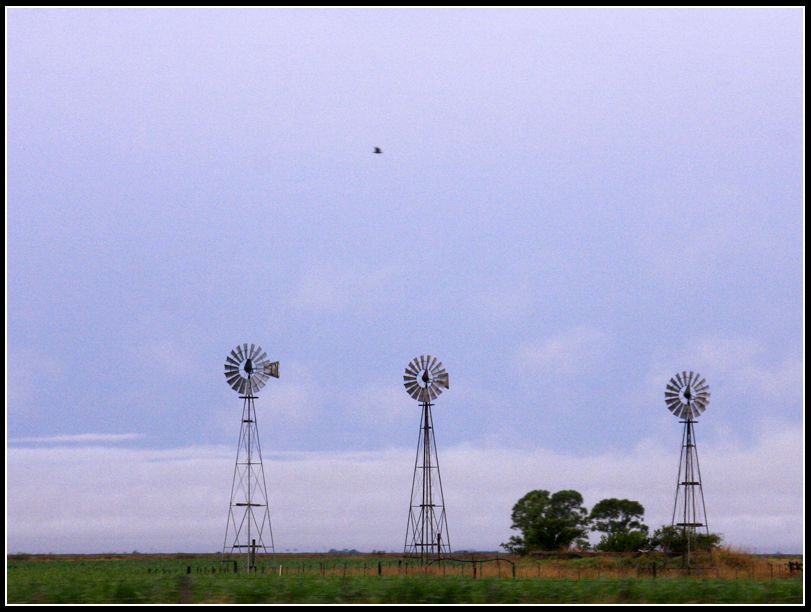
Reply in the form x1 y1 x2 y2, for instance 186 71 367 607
6 558 803 604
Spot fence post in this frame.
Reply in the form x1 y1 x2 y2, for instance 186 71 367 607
378 561 382 576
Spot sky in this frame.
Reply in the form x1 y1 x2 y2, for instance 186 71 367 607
6 8 804 554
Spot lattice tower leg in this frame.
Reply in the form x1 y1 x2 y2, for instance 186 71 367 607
222 393 274 571
671 418 709 569
404 401 451 562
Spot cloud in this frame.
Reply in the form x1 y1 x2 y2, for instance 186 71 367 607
690 336 802 402
640 334 803 417
288 264 397 313
6 347 64 416
9 433 144 444
7 425 801 554
514 326 611 377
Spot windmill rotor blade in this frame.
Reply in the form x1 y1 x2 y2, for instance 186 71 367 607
673 373 683 387
687 371 695 386
428 385 438 400
236 345 246 363
226 355 240 368
403 374 417 382
255 351 268 365
431 360 444 374
405 365 419 377
435 372 449 389
408 387 421 400
426 355 436 371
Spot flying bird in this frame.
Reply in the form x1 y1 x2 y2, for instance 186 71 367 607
373 147 382 154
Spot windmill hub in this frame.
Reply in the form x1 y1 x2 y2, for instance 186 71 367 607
244 359 253 374
422 370 431 384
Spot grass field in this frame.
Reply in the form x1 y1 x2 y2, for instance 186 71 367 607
6 553 803 604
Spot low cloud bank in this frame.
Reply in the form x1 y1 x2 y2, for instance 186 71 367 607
7 426 802 553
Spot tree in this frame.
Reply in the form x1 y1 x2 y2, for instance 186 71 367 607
501 489 590 554
649 525 722 555
589 498 650 552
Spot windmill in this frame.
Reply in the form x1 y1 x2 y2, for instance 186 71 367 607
222 343 279 571
403 355 451 560
665 371 711 568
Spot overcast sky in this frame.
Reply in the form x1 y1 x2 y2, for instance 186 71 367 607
7 8 804 554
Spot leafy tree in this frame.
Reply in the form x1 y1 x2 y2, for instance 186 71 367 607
501 489 589 554
589 498 650 552
649 525 722 554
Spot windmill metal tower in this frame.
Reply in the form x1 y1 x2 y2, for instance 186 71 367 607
403 355 451 560
664 371 711 568
222 343 279 571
